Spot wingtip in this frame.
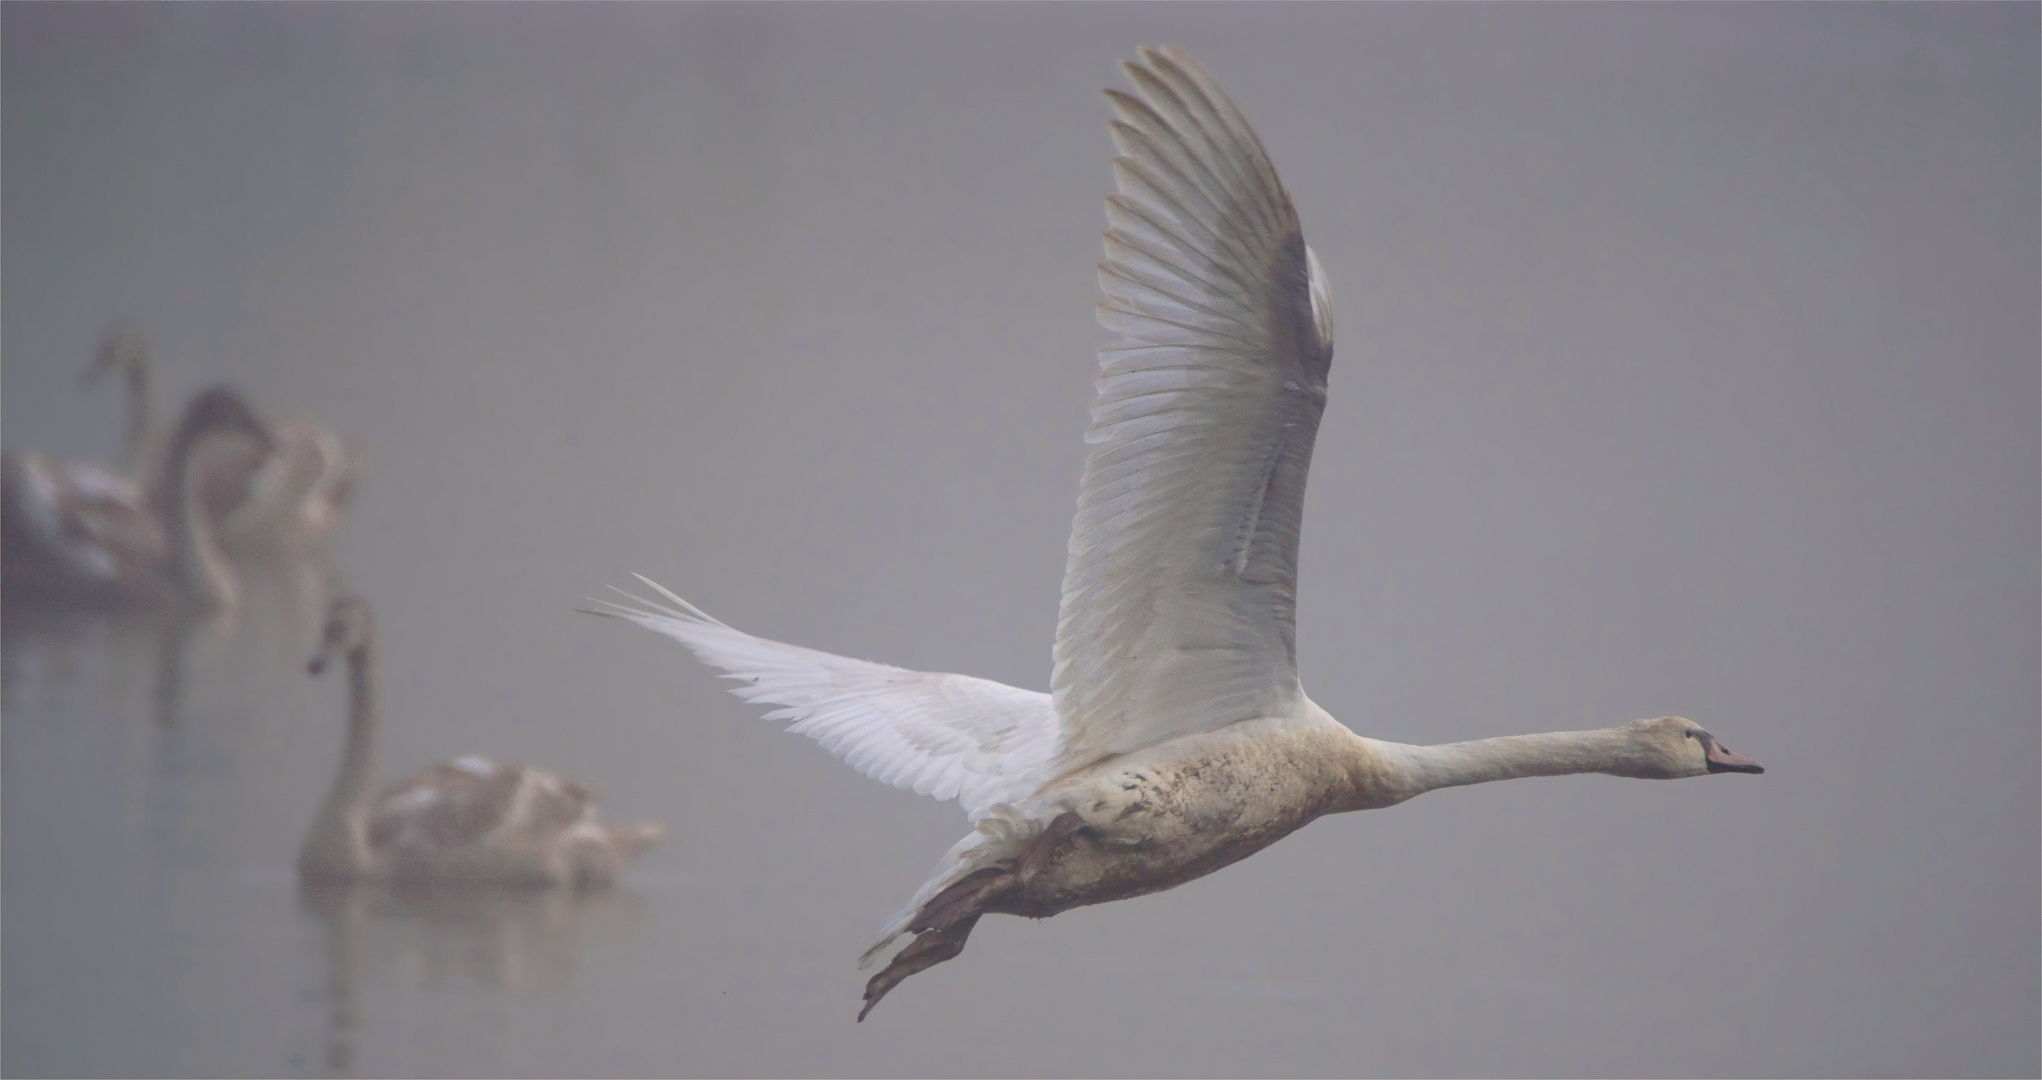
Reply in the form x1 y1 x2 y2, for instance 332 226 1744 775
1144 44 1197 74
580 586 650 617
625 574 720 623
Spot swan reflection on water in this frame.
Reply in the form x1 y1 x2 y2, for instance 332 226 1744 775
293 882 645 1075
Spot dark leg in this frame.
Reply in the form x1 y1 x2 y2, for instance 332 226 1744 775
857 812 1086 1021
913 865 1011 935
1017 810 1086 884
859 912 982 1022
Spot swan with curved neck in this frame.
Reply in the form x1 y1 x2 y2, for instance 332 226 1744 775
78 323 358 555
3 385 272 609
594 47 1765 1021
156 388 272 610
299 595 665 887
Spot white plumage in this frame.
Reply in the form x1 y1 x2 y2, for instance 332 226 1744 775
600 577 1057 819
597 46 1762 1022
1054 56 1335 776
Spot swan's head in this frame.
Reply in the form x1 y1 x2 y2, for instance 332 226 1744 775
173 386 277 456
79 321 147 389
308 594 373 675
1622 716 1764 778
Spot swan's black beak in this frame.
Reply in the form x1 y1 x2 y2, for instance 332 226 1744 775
1705 739 1764 774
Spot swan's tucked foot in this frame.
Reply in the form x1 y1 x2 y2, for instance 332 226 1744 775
859 912 982 1022
911 865 1013 937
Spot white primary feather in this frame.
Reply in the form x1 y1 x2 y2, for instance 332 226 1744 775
592 577 1059 820
1050 46 1336 774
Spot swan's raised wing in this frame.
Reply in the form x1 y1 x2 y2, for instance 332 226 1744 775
1052 47 1337 774
594 578 1057 820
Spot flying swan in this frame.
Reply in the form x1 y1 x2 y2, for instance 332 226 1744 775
594 46 1764 1021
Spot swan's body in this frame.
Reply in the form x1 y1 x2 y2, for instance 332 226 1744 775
596 47 1763 1021
1 453 165 601
3 387 275 610
299 596 664 887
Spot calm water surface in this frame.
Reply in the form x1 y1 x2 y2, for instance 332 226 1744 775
2 581 681 1078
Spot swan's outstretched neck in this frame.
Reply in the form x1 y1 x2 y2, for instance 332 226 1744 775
1391 729 1638 794
1365 724 1717 807
169 456 237 609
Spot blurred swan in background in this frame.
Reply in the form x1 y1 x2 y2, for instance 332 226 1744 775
181 404 357 557
299 594 665 887
596 47 1765 1021
4 387 276 611
77 321 359 556
78 321 156 474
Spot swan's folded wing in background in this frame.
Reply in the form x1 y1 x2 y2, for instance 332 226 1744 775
1052 47 1337 774
596 578 1058 820
369 757 593 854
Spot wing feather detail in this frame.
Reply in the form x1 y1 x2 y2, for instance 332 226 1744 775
1050 46 1336 774
594 579 1057 820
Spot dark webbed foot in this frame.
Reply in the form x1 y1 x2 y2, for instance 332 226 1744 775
859 913 982 1022
856 811 1088 1021
913 866 1012 937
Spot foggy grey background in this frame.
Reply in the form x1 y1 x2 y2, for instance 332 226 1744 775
3 3 2036 1076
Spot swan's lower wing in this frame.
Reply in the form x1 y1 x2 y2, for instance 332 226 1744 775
1052 47 1336 774
594 579 1057 820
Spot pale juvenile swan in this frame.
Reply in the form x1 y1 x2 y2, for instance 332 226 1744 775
594 47 1765 1021
78 321 359 555
3 387 275 610
142 399 357 558
80 322 363 555
299 594 665 887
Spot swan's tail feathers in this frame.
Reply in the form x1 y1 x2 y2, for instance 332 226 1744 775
570 818 666 886
614 819 666 861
